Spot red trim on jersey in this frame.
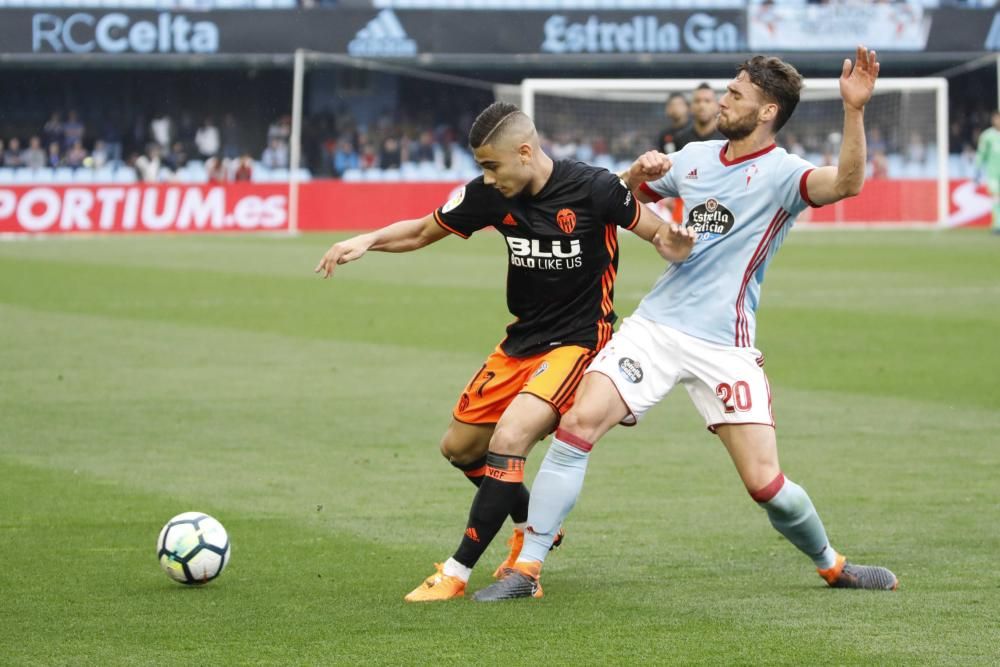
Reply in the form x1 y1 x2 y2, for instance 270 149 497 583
433 210 469 239
750 472 786 503
734 209 789 347
639 182 664 203
719 142 778 167
798 168 822 208
555 427 594 453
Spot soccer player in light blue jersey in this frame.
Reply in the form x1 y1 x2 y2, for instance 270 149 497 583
476 47 898 601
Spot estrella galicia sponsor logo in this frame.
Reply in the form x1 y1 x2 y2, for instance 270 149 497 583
348 9 417 57
32 12 219 54
542 12 740 54
618 357 643 383
687 198 735 238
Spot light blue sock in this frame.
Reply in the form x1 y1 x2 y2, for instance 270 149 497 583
518 436 591 564
757 476 838 570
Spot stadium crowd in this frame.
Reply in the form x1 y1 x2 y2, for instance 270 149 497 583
0 93 990 184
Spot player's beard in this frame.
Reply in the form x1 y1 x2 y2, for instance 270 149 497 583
718 108 758 141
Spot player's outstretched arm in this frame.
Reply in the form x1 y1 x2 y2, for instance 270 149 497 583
619 150 673 203
806 46 880 206
314 213 449 278
630 205 696 263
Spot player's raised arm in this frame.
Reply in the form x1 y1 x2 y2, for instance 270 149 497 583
620 150 673 203
805 46 880 206
314 212 449 278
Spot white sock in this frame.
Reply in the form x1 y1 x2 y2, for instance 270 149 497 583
442 557 472 583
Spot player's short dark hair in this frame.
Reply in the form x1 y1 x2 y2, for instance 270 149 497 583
737 56 803 133
695 82 713 92
666 92 688 105
468 101 521 149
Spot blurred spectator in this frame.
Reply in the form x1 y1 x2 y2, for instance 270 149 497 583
206 155 228 183
150 112 173 150
63 111 85 151
46 142 62 168
412 130 436 163
135 144 167 182
21 137 44 169
359 139 378 170
868 126 888 155
42 113 63 150
267 115 291 145
675 83 724 150
99 116 123 164
166 142 189 171
196 117 221 160
65 141 87 169
260 138 289 169
90 140 110 169
379 136 403 169
10 137 30 167
332 139 359 176
0 139 4 167
906 131 927 164
234 154 254 182
656 92 691 153
871 150 890 179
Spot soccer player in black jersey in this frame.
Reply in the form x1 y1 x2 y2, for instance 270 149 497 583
315 102 695 602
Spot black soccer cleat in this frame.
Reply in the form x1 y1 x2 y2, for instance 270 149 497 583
473 564 543 602
819 554 898 591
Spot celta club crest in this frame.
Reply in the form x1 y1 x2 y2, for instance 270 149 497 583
556 208 577 234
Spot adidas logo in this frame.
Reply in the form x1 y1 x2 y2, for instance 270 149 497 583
348 9 417 57
465 527 480 542
686 168 698 180
502 213 517 226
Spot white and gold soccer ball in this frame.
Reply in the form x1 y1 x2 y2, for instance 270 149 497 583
157 512 231 585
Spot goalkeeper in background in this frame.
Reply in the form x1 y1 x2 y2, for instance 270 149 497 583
976 110 1000 233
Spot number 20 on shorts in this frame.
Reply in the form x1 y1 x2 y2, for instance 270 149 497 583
716 381 752 414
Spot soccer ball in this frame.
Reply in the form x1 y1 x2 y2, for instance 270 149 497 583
157 512 231 585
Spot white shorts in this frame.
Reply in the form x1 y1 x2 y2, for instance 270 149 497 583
588 315 775 431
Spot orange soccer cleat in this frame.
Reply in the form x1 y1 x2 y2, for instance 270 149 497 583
403 563 467 602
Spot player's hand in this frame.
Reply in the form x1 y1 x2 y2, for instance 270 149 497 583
314 235 374 278
652 223 696 263
626 151 672 189
839 45 879 111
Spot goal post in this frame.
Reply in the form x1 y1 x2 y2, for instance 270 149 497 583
522 77 949 227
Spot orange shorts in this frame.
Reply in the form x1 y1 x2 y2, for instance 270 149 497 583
453 344 596 425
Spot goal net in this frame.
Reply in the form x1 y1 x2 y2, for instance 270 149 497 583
521 77 948 226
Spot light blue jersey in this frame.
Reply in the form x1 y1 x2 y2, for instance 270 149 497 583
637 140 818 347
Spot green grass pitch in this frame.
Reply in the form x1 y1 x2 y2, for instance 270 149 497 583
1 229 998 665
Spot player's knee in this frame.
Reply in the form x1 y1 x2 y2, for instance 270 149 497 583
439 432 481 465
558 408 601 444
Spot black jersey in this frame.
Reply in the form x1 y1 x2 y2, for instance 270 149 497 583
434 159 641 358
673 124 725 151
